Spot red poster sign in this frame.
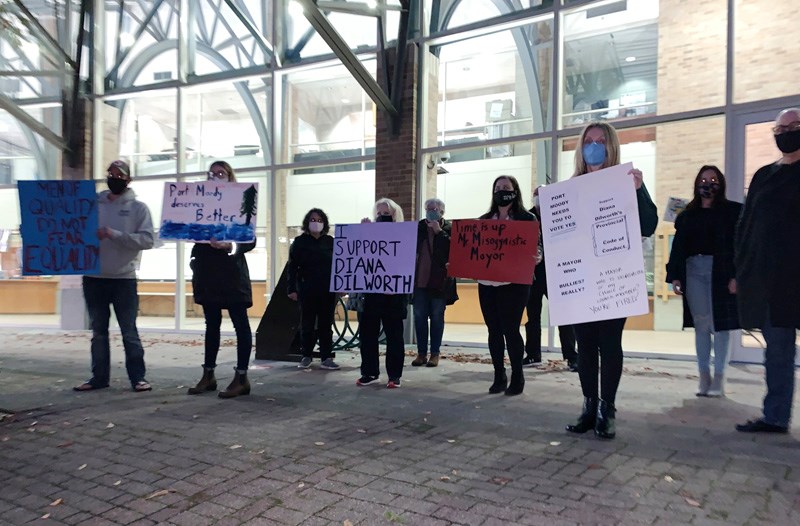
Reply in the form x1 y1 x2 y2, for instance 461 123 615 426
448 219 539 284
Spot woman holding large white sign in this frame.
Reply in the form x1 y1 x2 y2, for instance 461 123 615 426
564 123 657 439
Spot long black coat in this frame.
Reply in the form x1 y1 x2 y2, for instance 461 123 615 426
415 219 457 303
666 201 742 330
190 241 255 308
735 161 800 329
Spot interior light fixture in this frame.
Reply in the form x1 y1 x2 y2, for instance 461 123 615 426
625 56 636 62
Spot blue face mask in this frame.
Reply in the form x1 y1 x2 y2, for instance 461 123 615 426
425 210 441 222
582 142 607 166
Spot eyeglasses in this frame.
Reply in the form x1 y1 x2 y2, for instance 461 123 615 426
207 170 229 179
772 121 800 134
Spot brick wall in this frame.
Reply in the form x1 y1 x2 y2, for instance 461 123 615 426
375 44 418 221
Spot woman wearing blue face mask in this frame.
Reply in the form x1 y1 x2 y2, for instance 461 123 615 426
187 161 256 399
357 198 410 388
411 198 457 369
565 123 658 439
666 166 741 397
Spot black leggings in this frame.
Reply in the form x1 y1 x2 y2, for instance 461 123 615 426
574 317 626 404
478 283 531 373
202 304 252 371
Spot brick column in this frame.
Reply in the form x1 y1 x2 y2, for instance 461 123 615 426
375 44 418 221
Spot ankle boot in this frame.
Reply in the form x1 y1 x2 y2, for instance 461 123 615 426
505 368 525 396
707 373 725 397
696 370 712 396
218 371 251 399
595 399 616 439
187 368 217 395
566 397 598 433
489 368 508 394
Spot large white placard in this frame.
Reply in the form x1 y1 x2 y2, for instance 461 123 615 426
539 163 649 326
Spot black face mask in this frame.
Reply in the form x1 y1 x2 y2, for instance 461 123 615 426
775 130 800 154
376 214 393 223
698 183 720 199
107 177 128 195
493 190 516 207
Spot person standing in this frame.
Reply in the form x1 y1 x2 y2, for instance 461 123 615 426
565 123 658 439
187 161 256 398
287 208 340 371
74 160 155 393
478 175 537 396
735 108 800 434
666 165 741 397
524 187 578 371
357 198 409 389
411 198 457 368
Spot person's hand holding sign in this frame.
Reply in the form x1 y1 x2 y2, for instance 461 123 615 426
427 219 442 234
629 167 643 190
97 226 113 240
209 238 232 253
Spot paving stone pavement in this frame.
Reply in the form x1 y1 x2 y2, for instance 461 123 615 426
0 330 799 526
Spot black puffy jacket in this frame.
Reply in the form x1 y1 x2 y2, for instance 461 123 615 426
190 241 255 307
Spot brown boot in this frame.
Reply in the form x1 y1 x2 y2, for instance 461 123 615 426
411 354 428 366
218 371 251 399
187 368 217 395
426 355 440 367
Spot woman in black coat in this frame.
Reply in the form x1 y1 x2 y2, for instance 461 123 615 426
478 175 537 396
666 165 741 398
287 208 340 371
187 161 256 399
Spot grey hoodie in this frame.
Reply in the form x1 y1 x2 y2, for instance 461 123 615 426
92 188 155 279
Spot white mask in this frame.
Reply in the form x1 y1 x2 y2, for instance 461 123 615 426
309 222 324 233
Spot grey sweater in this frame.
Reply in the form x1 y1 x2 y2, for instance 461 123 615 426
91 189 155 279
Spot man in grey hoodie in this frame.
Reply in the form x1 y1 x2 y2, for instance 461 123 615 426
74 160 156 393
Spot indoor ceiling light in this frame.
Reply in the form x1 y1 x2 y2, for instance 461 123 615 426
625 56 636 62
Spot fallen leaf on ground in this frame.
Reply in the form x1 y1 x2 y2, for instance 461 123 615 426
57 441 73 448
344 521 354 526
229 444 242 450
549 441 561 446
113 480 121 486
106 423 115 429
298 482 305 488
439 476 451 481
356 429 366 434
77 464 87 470
41 513 50 519
380 440 394 445
314 442 325 446
685 497 700 507
452 470 459 475
490 476 512 486
664 475 674 482
145 489 175 500
50 498 63 506
446 439 455 443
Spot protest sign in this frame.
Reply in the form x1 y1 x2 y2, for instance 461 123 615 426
159 181 258 242
18 180 100 275
663 196 689 223
448 219 538 284
330 222 417 294
539 163 649 325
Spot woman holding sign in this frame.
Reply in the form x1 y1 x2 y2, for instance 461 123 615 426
565 123 657 439
666 166 741 397
478 175 538 396
357 198 409 389
187 161 256 399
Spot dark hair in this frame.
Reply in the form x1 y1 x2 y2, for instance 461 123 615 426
685 165 728 211
301 208 330 235
209 160 236 182
487 175 526 217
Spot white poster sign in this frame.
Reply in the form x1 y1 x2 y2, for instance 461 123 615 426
539 163 649 326
159 182 258 242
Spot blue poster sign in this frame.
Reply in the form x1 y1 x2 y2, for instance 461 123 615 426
18 180 100 275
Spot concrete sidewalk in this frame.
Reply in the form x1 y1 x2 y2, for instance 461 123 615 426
0 329 798 526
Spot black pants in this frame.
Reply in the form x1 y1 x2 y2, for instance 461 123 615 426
573 318 626 404
478 283 530 373
202 304 252 371
360 294 405 379
524 277 577 362
299 290 337 360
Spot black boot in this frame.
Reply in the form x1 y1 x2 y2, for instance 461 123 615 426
505 368 525 396
218 371 251 399
595 399 616 439
489 369 508 394
187 368 217 395
566 397 598 433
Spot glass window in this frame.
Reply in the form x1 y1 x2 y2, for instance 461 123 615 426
111 89 177 176
427 0 553 34
734 0 796 103
183 78 272 171
0 111 44 182
280 60 377 164
430 17 554 148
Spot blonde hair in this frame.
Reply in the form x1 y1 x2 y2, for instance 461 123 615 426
572 122 621 177
373 197 404 222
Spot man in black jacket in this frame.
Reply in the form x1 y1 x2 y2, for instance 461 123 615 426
411 198 456 368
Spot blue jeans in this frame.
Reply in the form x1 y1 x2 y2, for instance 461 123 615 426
413 288 447 356
762 319 798 427
82 277 146 387
202 304 252 372
685 256 731 375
